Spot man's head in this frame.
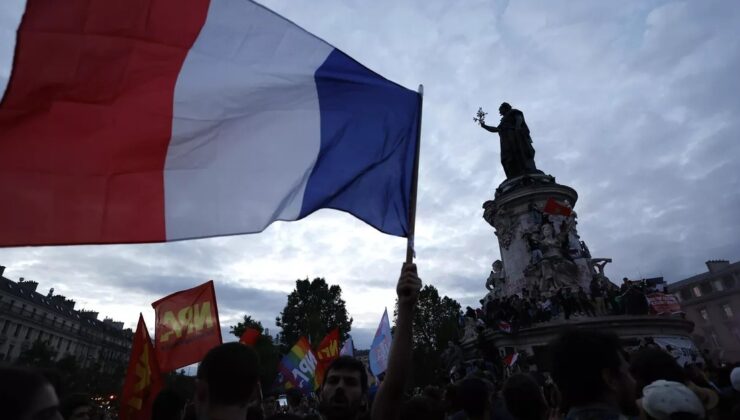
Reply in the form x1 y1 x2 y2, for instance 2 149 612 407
319 356 368 420
60 394 91 420
550 329 638 416
629 348 686 397
0 367 62 420
457 377 491 420
499 102 512 116
503 373 548 420
195 342 260 420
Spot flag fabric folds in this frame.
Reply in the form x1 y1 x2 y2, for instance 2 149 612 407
120 314 162 420
278 337 318 394
503 352 519 367
340 337 355 357
315 328 341 385
369 308 392 376
542 198 573 217
0 0 421 247
151 280 222 372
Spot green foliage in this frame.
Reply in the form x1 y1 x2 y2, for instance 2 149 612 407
276 278 352 348
395 284 462 387
15 339 57 368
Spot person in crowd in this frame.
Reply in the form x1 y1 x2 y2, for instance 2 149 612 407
577 286 596 317
503 373 550 420
59 394 91 420
640 380 705 420
630 348 719 415
590 277 606 315
399 395 445 420
193 342 260 420
549 329 639 419
371 263 422 420
318 356 369 420
456 377 493 420
152 389 187 420
0 366 63 420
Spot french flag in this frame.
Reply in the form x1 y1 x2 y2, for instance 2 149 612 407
0 0 421 247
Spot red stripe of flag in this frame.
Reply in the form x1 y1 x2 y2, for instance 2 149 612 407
0 0 210 246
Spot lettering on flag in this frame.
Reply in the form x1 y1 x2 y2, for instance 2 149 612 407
278 337 319 394
369 309 392 376
315 328 341 385
120 314 162 420
151 280 222 372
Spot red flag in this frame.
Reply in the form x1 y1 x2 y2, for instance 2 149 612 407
239 328 261 346
498 321 512 334
151 280 222 372
542 198 572 217
120 314 162 420
315 328 341 385
503 353 519 367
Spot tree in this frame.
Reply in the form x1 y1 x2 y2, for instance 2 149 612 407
394 284 461 387
229 314 280 391
15 339 57 368
276 278 352 348
229 315 264 338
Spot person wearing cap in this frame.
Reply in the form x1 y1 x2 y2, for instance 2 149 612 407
640 380 705 420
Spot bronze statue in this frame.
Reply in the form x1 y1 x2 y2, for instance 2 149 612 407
477 103 540 179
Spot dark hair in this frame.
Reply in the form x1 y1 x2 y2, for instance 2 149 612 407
629 348 686 396
285 388 302 407
458 377 490 417
0 366 52 420
60 393 90 419
152 389 186 420
322 356 368 393
197 342 260 406
499 102 512 111
549 329 624 408
503 374 548 420
401 396 445 420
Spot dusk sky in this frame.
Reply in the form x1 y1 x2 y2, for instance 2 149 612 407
1 0 738 350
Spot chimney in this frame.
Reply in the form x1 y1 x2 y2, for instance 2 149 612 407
0 266 5 276
79 310 99 320
706 260 730 274
64 299 76 310
18 279 39 292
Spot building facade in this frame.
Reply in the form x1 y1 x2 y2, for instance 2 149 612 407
667 260 740 363
0 265 133 370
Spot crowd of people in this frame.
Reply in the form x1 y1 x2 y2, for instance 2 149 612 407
2 265 739 420
468 276 671 335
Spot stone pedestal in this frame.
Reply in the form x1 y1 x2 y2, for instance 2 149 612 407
482 174 595 298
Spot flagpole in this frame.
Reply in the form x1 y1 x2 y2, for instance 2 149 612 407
406 84 424 264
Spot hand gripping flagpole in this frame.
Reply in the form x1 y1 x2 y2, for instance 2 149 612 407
405 85 424 264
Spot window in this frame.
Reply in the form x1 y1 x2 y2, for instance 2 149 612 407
699 308 710 321
25 327 33 340
66 341 71 351
713 280 725 292
723 276 735 289
13 323 22 337
710 331 720 348
692 286 702 297
680 289 692 300
7 345 14 360
722 304 734 319
699 282 712 294
1 321 9 335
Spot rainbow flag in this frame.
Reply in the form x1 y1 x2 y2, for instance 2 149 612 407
278 337 318 394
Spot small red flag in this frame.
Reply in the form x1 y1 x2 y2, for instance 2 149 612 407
120 314 162 420
315 328 341 385
151 280 222 372
240 328 261 346
542 198 572 217
503 353 519 367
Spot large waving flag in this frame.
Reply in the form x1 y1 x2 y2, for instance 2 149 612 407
0 0 421 247
278 337 319 394
315 328 341 385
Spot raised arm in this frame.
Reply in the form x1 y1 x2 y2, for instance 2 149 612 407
371 263 422 420
479 121 499 133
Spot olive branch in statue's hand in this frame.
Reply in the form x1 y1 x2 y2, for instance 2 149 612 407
473 107 487 126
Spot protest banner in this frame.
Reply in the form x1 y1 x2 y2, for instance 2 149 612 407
278 337 318 394
151 280 222 371
647 293 682 314
315 328 341 385
120 314 162 420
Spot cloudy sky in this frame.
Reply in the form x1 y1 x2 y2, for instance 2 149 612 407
1 0 739 350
